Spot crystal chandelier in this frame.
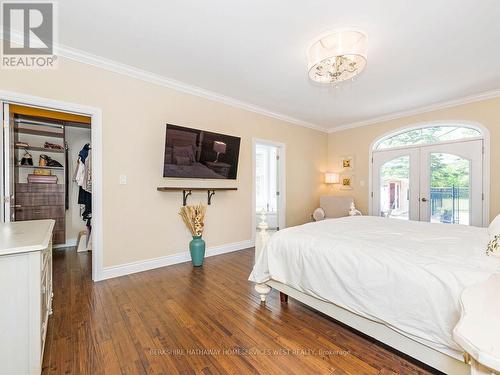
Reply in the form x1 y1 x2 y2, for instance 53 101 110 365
307 30 367 85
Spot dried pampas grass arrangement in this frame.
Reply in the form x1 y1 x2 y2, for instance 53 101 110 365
179 203 206 237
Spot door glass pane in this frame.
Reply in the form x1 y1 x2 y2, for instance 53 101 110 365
376 126 481 149
430 153 470 225
255 145 277 213
379 156 410 220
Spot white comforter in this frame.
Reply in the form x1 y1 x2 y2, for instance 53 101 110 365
249 216 500 357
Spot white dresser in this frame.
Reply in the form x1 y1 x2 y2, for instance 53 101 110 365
0 220 55 375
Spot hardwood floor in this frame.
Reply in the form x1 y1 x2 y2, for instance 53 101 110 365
42 247 438 375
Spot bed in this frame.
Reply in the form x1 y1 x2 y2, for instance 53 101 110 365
249 216 500 374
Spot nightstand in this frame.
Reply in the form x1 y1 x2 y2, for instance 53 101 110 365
205 162 231 178
453 274 500 374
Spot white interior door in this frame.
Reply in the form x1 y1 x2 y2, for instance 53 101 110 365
274 146 281 230
254 141 285 232
2 103 15 222
373 148 420 221
255 143 279 229
419 140 483 226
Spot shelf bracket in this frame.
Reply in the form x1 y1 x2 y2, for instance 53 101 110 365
207 190 215 205
182 190 192 206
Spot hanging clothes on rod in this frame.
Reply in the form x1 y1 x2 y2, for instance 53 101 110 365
65 141 69 209
73 143 92 226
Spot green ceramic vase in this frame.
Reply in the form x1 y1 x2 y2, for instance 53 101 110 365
189 235 205 266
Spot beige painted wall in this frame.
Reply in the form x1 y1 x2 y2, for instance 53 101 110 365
327 97 500 221
0 58 328 267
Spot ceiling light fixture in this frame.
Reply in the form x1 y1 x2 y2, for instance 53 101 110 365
307 29 367 85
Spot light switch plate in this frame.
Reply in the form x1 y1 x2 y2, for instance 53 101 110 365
119 175 127 185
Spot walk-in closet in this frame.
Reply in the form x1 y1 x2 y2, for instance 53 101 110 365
2 103 92 250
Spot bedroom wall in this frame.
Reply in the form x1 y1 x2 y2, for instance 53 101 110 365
0 57 328 269
327 97 500 222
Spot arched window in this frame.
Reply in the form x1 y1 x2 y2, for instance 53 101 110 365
375 125 481 150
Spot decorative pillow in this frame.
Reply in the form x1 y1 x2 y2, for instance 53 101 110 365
175 156 191 166
488 214 500 239
312 207 325 221
173 145 195 164
486 234 500 256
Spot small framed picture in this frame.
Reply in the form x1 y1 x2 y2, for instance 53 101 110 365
341 156 354 170
340 175 353 190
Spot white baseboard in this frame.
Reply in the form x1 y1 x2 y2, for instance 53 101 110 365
99 239 254 281
53 238 78 249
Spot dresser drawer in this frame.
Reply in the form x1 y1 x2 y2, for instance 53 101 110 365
15 183 64 193
52 230 65 245
15 205 65 220
54 217 65 231
16 192 65 207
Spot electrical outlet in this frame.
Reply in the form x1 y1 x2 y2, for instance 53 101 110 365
119 175 127 185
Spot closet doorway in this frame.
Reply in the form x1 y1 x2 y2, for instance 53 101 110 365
1 100 96 275
252 139 286 237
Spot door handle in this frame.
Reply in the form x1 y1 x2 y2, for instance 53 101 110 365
421 197 428 202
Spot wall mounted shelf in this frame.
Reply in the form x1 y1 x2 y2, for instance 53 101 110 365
157 187 237 206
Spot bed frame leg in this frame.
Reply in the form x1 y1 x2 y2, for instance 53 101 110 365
280 292 288 304
255 283 271 303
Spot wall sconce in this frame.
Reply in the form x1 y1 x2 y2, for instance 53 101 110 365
325 172 340 184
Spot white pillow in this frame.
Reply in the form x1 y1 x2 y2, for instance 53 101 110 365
488 214 500 239
312 207 325 222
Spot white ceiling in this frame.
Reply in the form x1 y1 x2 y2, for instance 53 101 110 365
58 0 500 131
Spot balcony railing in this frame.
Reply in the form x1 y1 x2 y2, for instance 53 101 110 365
430 187 469 224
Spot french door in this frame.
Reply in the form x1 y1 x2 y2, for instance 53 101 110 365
372 139 483 226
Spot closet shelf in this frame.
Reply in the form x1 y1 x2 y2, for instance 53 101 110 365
15 146 65 153
15 128 64 138
16 165 64 170
157 187 237 206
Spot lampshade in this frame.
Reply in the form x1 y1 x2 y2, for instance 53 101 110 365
213 141 226 154
325 172 340 184
307 29 367 84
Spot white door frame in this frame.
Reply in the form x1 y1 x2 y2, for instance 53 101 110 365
368 120 490 227
1 103 13 222
0 90 104 281
252 138 286 241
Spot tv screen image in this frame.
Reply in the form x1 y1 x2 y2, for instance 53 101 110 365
163 124 241 179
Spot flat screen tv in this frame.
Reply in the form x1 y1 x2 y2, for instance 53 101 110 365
163 124 241 179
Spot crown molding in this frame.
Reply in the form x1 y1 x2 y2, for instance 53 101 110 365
328 89 500 133
59 45 331 132
3 32 500 135
0 31 328 133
